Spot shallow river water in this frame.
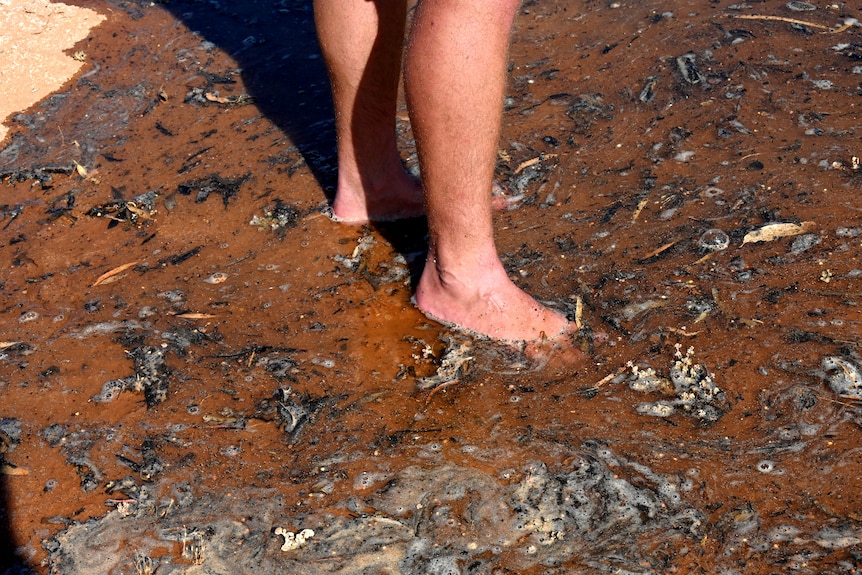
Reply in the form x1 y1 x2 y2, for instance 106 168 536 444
2 1 862 573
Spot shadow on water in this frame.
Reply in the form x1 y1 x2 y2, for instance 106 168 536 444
150 0 338 196
150 0 429 275
1 474 32 575
1 418 30 574
1 475 14 571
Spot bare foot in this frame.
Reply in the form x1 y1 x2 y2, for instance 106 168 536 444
330 168 425 223
522 323 606 370
414 256 570 344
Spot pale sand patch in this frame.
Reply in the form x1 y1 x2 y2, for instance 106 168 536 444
0 0 105 144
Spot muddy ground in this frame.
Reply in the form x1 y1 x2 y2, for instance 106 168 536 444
2 0 862 573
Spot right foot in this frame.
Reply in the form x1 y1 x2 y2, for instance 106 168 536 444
414 257 570 344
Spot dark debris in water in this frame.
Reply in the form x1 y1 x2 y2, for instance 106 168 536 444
0 164 74 189
565 93 614 135
820 355 862 400
41 440 862 574
249 198 302 235
41 424 117 492
268 386 345 445
183 86 254 107
86 190 159 228
176 172 250 206
93 345 171 408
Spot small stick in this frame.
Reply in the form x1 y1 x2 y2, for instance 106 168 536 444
632 198 648 222
593 366 628 389
690 252 715 266
815 393 861 408
729 14 830 30
638 240 678 262
424 380 459 406
575 295 584 329
665 326 702 337
174 312 216 319
828 19 859 34
514 156 541 174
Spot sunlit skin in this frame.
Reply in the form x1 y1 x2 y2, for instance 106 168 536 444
314 0 573 344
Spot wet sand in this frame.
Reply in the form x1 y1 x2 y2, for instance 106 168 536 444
0 0 105 143
2 1 862 573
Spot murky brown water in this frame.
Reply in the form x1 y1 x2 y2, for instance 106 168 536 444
2 1 862 573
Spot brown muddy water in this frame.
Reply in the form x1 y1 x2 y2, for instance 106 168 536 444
2 1 862 573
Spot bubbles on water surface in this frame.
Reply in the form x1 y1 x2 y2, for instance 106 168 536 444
41 434 862 575
786 1 817 10
697 228 730 252
353 470 389 490
222 445 242 457
18 310 39 324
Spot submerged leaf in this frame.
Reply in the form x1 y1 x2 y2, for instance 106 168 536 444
741 221 815 245
92 261 139 286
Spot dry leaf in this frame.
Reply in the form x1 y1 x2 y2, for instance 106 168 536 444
0 341 21 350
0 464 29 476
741 221 815 245
73 160 88 177
92 262 139 287
175 312 216 319
204 92 231 104
514 157 541 175
638 240 678 262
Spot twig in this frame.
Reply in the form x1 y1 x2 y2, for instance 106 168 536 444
829 19 859 34
593 366 628 389
730 13 859 33
514 156 541 174
690 251 715 266
815 393 861 408
92 262 139 286
665 326 703 337
575 295 584 329
424 380 459 405
729 14 830 30
638 240 678 262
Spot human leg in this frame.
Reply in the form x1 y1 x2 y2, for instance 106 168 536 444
314 0 424 222
405 0 570 343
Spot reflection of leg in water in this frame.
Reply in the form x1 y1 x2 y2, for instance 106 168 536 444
313 0 425 223
315 0 573 346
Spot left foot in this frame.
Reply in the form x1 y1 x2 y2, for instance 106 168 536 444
331 168 425 223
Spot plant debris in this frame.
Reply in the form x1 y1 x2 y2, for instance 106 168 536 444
176 173 250 206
